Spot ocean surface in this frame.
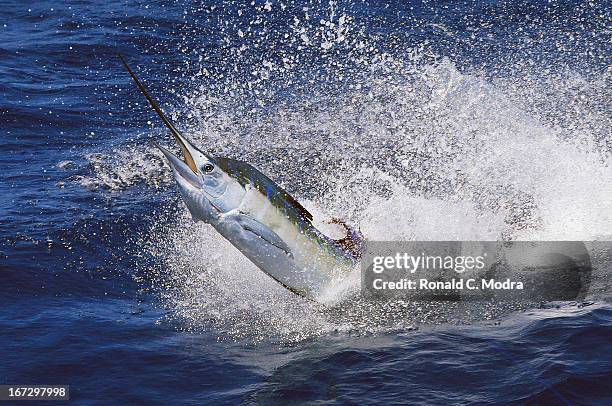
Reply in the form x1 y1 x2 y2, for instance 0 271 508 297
1 0 611 404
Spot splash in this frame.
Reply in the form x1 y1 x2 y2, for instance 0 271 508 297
85 1 611 341
140 57 611 338
77 145 172 190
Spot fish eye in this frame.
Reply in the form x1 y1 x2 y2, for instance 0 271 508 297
202 163 215 173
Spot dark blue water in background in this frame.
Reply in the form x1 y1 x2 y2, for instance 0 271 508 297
1 1 611 404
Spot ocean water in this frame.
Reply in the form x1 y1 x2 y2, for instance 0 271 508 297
1 0 611 404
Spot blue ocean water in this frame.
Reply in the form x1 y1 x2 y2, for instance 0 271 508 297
1 0 611 404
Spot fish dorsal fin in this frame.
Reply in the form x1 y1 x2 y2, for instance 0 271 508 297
214 158 313 223
328 218 364 258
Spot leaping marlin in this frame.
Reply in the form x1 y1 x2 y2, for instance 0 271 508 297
119 55 362 300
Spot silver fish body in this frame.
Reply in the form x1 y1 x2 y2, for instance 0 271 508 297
121 55 361 300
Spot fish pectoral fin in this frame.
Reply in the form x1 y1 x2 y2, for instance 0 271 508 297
236 215 293 258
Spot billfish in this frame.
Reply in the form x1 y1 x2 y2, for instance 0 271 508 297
120 55 362 300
